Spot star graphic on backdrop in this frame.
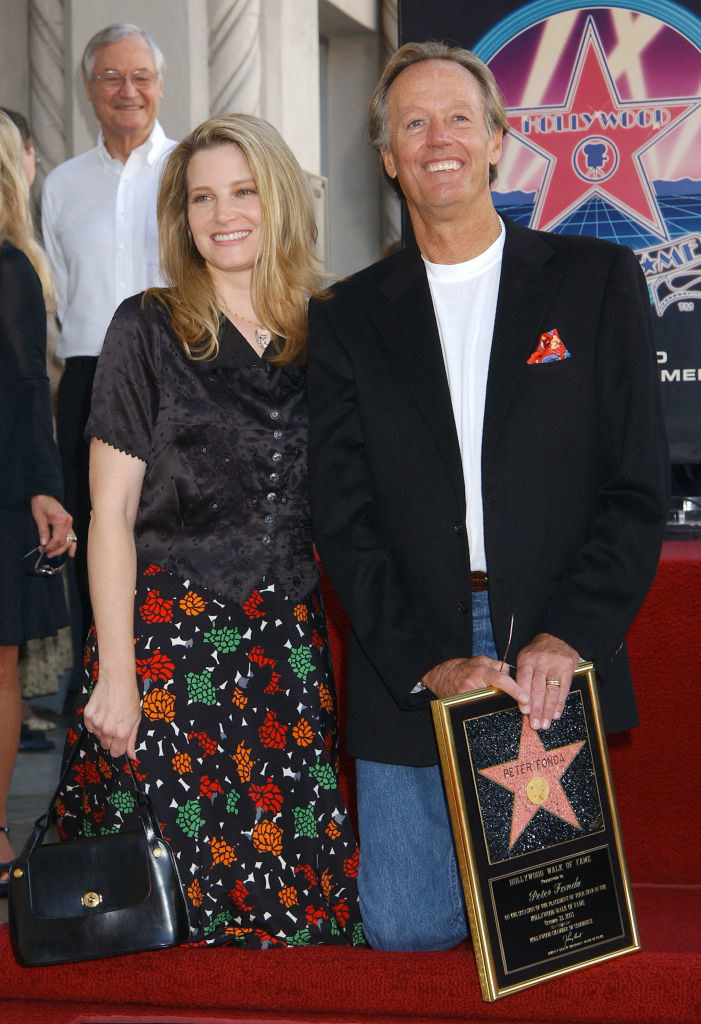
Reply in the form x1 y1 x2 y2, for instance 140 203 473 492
478 718 584 849
505 18 698 238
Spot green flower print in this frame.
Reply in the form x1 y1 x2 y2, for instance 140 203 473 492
288 645 313 681
288 927 311 946
203 624 242 654
309 760 337 790
176 798 205 838
186 669 217 705
204 909 234 935
225 789 240 814
292 804 317 838
108 789 136 815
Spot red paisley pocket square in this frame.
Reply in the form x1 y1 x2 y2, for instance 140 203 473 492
526 328 571 364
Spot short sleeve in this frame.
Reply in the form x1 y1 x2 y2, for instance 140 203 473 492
86 294 162 463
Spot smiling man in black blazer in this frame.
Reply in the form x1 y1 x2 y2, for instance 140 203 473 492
307 40 669 952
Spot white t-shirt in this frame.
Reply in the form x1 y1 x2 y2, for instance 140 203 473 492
42 121 176 359
423 221 505 572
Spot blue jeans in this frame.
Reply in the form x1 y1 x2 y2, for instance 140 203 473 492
356 591 498 951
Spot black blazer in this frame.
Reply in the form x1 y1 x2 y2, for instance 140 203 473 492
307 217 669 766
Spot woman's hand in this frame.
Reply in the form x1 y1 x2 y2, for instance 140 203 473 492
30 494 77 558
83 671 142 760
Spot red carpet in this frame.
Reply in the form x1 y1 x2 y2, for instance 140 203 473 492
1 542 699 1024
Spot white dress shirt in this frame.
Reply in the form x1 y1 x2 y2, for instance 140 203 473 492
41 121 176 359
423 221 505 573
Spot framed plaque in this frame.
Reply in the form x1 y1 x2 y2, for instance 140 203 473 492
432 664 639 1001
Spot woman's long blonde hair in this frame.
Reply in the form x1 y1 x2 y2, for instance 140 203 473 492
148 114 323 364
0 111 56 309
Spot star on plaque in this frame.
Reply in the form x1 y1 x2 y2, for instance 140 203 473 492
478 718 585 850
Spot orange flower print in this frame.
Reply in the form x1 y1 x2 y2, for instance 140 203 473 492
172 752 192 775
139 589 174 624
293 603 308 622
188 878 203 907
278 885 298 908
258 710 287 749
326 820 341 840
292 717 314 747
343 849 360 878
232 687 248 710
248 778 284 814
242 590 264 619
142 687 176 723
179 590 206 616
320 868 334 901
98 755 113 778
318 684 334 713
210 836 237 866
136 648 175 683
233 740 254 783
251 819 283 856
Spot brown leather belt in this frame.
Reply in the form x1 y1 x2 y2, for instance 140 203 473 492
471 571 489 591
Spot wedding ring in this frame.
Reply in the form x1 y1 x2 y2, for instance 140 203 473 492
546 679 561 687
66 532 78 542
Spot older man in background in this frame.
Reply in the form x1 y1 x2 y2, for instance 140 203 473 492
42 23 175 701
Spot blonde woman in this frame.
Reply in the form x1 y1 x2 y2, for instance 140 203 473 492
58 115 364 948
0 112 75 894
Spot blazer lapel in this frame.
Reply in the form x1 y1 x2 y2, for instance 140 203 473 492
372 246 466 511
482 220 562 465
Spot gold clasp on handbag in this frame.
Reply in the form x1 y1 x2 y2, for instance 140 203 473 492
81 891 102 908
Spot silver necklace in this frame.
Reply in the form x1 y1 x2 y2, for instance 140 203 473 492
227 309 271 350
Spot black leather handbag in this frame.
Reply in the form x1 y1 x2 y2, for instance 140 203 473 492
8 726 192 966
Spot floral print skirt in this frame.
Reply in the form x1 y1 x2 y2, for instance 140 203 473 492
58 562 365 948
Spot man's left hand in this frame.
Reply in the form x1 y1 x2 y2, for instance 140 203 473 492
515 633 579 730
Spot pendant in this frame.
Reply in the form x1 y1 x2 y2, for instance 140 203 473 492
255 328 271 350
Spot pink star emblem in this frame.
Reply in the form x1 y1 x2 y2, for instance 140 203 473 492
505 18 698 237
478 718 585 850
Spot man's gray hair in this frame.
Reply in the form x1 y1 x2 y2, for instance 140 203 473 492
81 23 165 78
368 40 509 193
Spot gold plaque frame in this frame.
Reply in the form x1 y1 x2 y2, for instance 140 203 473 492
432 664 639 1001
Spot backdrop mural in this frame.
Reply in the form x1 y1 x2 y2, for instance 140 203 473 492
399 0 701 476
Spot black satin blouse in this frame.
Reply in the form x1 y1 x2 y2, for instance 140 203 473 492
86 293 318 604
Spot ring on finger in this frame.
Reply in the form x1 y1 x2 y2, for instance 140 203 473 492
546 679 561 688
